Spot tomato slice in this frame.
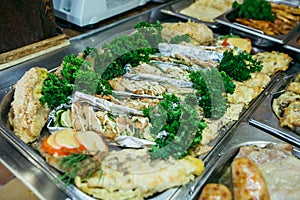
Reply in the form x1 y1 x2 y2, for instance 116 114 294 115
41 137 87 157
222 38 231 46
222 38 252 53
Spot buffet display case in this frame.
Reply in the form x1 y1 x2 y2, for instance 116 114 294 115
0 0 300 199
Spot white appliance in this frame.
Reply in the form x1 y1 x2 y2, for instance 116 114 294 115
53 0 152 27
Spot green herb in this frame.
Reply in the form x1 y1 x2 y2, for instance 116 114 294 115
232 0 276 22
218 34 240 40
40 49 113 108
57 153 101 186
170 34 191 44
144 94 181 142
96 21 173 80
96 32 158 80
190 68 235 119
144 94 206 160
74 69 112 96
60 54 92 83
134 21 162 29
40 73 73 108
218 50 263 82
134 21 164 47
220 71 236 94
82 46 96 58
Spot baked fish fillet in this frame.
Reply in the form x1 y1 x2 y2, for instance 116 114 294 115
75 148 204 200
9 67 50 143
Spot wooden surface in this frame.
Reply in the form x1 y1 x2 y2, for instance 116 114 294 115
0 34 70 70
0 178 39 200
0 0 58 54
0 1 159 69
0 162 14 186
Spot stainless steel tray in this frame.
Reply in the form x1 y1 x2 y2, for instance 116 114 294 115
249 61 300 148
0 71 246 199
0 2 195 199
0 90 96 200
284 31 300 59
160 0 221 29
186 123 300 199
214 1 300 45
0 20 273 200
0 51 246 200
0 30 240 200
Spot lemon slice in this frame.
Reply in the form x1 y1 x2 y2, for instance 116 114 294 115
76 131 108 154
46 133 61 149
223 38 252 53
60 109 72 128
54 128 80 149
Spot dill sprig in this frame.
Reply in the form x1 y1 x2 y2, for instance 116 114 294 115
57 153 101 186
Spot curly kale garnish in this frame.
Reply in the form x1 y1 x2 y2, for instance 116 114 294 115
40 54 112 108
40 73 73 108
74 70 112 96
134 21 163 29
60 54 92 83
143 94 206 160
218 50 263 82
82 46 96 58
190 68 235 119
232 0 276 22
96 32 159 80
134 21 164 47
220 71 236 94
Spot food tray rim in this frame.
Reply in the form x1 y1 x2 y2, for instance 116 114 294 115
248 67 300 149
214 1 300 45
159 0 222 29
284 31 300 53
188 122 300 199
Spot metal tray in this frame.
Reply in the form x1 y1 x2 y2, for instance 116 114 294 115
186 123 300 199
0 2 194 199
284 31 300 61
0 89 96 200
0 74 247 199
0 21 276 200
160 0 222 29
0 39 244 200
249 61 300 148
1 88 194 199
214 1 300 45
